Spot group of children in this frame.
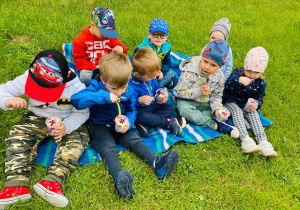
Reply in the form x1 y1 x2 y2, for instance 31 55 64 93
0 6 277 209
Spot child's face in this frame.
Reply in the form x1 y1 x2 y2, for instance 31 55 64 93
244 69 262 80
101 77 128 97
90 21 105 39
134 71 158 82
209 31 225 43
148 31 168 47
200 57 220 75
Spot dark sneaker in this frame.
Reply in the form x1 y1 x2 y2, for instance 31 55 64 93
155 148 179 180
177 115 187 128
167 118 182 136
216 121 239 138
115 170 135 200
135 122 149 138
0 186 31 209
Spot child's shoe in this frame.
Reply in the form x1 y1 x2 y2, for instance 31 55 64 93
166 81 173 89
135 122 150 138
155 148 179 180
241 136 261 153
216 121 239 138
177 115 187 128
258 140 277 157
115 170 135 200
33 180 68 208
167 118 182 136
0 186 31 209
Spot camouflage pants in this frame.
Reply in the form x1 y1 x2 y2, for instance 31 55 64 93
4 112 89 188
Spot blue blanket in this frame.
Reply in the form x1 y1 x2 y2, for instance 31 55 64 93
34 45 274 168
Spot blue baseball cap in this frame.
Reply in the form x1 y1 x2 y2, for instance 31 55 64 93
149 18 169 35
91 7 119 38
202 39 229 67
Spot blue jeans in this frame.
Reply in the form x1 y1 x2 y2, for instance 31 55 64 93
136 102 174 128
158 69 175 88
88 121 157 181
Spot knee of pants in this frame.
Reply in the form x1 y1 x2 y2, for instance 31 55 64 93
99 143 118 158
136 111 151 122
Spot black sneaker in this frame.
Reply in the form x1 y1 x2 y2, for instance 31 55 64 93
155 148 179 180
216 121 239 138
167 118 182 136
135 122 149 138
115 170 135 200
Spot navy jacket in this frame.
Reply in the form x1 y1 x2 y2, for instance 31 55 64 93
222 67 266 110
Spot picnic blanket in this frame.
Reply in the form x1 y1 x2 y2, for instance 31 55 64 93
34 45 274 168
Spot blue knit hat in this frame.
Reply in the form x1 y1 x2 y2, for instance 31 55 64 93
202 39 229 67
149 18 169 35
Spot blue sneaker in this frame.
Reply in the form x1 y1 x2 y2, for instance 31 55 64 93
115 170 135 200
216 121 239 138
155 148 179 180
167 118 182 136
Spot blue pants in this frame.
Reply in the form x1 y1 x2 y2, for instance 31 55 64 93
158 69 175 88
136 102 174 128
88 121 157 181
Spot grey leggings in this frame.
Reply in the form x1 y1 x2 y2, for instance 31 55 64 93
224 103 267 143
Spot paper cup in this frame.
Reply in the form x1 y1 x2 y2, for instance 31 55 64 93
243 98 258 112
155 88 168 104
45 116 62 135
216 108 230 122
115 115 128 133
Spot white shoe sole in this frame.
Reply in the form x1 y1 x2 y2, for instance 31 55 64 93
33 183 68 208
0 194 31 210
242 146 261 153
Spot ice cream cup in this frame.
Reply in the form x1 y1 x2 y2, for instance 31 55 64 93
243 98 258 112
155 88 168 104
115 115 128 133
45 116 62 135
216 108 230 122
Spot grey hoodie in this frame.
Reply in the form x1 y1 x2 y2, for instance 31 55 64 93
0 70 89 134
173 56 225 113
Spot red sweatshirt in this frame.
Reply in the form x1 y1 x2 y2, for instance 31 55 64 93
72 27 128 71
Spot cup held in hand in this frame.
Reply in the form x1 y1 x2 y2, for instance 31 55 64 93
45 116 62 135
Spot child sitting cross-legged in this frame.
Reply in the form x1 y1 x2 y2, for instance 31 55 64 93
130 47 182 138
173 39 239 138
71 52 179 200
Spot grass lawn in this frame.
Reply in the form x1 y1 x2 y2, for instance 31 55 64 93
0 0 300 209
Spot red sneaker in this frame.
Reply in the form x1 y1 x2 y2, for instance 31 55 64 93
0 186 31 209
33 181 68 207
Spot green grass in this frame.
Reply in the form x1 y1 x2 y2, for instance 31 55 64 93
0 0 300 209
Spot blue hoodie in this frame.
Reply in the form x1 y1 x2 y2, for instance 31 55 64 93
133 36 171 71
71 69 137 129
129 74 161 108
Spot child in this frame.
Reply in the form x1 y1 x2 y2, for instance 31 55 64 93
173 39 239 138
200 18 233 79
133 18 175 88
0 50 90 208
130 47 182 138
223 47 277 157
71 53 179 200
72 7 128 86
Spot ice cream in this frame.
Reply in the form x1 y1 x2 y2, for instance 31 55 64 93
45 116 62 135
243 98 258 112
115 115 128 132
216 108 230 122
155 88 168 104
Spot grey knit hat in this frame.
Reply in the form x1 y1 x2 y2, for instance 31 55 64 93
209 18 231 41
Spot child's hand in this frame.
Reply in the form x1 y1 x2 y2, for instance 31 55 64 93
5 97 27 108
156 71 163 81
110 93 119 103
161 92 169 104
138 96 154 105
120 122 130 133
239 76 252 86
214 109 220 117
249 103 258 112
201 84 209 96
112 46 124 53
51 122 66 140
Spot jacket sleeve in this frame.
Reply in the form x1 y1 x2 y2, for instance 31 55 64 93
210 79 225 114
0 72 27 110
253 81 266 110
161 50 171 71
222 48 233 80
72 36 97 71
173 71 202 99
71 85 111 110
124 94 137 130
224 69 243 92
110 38 128 54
